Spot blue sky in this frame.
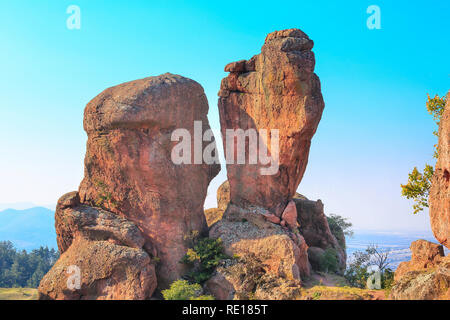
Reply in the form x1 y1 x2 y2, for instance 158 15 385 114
0 0 448 231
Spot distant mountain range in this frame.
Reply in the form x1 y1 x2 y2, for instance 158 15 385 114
0 207 57 250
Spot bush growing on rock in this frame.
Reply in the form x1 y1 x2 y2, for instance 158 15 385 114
180 234 228 284
162 280 214 300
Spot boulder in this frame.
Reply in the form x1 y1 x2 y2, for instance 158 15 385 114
429 91 450 249
205 255 302 300
78 73 220 287
210 204 310 281
394 239 445 281
39 192 156 300
390 255 450 300
218 28 325 212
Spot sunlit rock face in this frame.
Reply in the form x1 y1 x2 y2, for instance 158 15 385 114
218 28 325 213
429 91 450 250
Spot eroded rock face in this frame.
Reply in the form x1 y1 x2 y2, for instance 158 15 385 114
390 255 450 300
39 192 156 300
78 73 220 287
294 198 347 273
204 181 230 227
394 239 445 282
429 91 450 249
217 180 230 212
210 205 310 280
218 28 324 212
209 30 324 298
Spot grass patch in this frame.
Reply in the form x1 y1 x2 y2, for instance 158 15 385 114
0 288 38 300
299 286 385 300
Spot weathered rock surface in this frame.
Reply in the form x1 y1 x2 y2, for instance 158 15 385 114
218 28 325 212
77 73 220 287
294 198 346 273
390 255 450 300
429 91 450 249
55 192 145 253
205 254 303 300
204 181 230 227
210 205 310 281
394 239 445 281
39 192 156 300
217 180 230 211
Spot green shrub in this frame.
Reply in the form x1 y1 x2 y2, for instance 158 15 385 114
319 248 339 273
180 234 228 283
381 268 395 290
327 214 353 249
162 280 214 300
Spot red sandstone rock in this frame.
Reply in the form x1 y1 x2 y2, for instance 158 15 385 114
395 239 445 281
218 28 324 212
391 255 450 300
210 204 310 280
429 90 450 249
281 200 298 229
39 237 156 300
39 192 156 300
294 198 346 273
76 73 220 288
217 180 230 211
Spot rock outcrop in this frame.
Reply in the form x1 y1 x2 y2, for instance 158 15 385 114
391 239 449 300
209 29 326 299
207 180 347 276
395 239 445 281
204 181 229 227
218 28 324 212
40 73 220 298
294 198 347 273
39 192 157 300
77 73 220 288
429 91 450 250
391 255 450 300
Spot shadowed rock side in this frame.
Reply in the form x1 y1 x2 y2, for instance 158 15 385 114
429 90 450 250
294 198 347 274
39 192 157 300
218 28 324 212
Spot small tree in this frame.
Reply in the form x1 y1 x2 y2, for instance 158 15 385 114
345 245 391 289
401 94 446 214
327 214 353 237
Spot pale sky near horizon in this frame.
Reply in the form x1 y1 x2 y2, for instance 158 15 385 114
0 0 449 232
